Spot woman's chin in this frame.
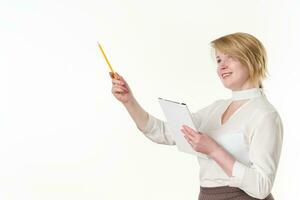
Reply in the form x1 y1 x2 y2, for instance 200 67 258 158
221 81 233 90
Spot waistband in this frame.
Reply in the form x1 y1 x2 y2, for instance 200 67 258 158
200 186 243 194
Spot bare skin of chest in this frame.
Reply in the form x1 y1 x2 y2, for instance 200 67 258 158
221 100 249 125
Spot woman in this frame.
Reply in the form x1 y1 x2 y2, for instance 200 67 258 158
110 32 283 200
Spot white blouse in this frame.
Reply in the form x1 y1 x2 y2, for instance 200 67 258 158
140 88 283 199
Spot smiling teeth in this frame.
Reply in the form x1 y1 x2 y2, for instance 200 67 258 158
222 73 232 78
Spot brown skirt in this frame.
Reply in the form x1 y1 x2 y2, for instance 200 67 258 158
198 186 274 200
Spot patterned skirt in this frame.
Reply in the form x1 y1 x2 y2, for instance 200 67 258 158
198 186 274 200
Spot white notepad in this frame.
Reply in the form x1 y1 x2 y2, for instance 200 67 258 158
158 97 208 158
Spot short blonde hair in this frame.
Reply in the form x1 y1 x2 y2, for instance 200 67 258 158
211 32 268 88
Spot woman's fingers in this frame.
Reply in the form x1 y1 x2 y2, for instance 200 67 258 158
182 125 197 139
181 130 196 147
112 87 126 94
111 73 128 86
115 72 128 83
183 132 192 142
112 84 128 92
184 132 195 143
112 79 125 85
183 125 198 135
115 72 121 79
109 72 121 80
185 136 194 146
112 84 128 93
183 134 197 149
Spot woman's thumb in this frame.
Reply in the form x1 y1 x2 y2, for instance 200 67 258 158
115 72 123 81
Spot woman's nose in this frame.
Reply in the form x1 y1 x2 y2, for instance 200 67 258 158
220 61 228 69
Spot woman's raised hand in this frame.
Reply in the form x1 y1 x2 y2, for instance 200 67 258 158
110 72 134 104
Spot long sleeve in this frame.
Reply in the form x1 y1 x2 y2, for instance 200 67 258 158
140 113 176 145
228 111 284 199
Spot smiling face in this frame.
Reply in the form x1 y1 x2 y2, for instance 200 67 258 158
211 33 267 90
216 50 256 91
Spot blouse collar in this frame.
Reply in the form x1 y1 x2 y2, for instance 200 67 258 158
232 87 262 101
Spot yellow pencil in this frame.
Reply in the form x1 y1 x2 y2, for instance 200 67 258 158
97 42 118 79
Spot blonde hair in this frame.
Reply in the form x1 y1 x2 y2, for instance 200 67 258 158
211 32 268 88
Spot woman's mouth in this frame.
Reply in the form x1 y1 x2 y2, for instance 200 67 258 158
222 72 232 79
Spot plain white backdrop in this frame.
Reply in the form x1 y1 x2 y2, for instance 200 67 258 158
0 0 299 199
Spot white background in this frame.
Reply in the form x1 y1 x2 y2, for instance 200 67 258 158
0 0 299 199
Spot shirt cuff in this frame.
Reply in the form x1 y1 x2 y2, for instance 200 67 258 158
229 160 247 187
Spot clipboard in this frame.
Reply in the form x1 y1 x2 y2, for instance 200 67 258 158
158 97 208 158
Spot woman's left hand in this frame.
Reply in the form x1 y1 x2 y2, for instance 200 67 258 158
181 125 221 156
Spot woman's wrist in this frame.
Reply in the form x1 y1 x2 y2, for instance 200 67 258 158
209 145 235 177
122 96 149 131
208 145 223 160
122 96 136 107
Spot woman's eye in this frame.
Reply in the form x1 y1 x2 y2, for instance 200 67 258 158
217 59 221 63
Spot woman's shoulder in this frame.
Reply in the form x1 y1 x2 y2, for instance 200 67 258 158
252 96 279 115
246 96 283 135
249 96 282 125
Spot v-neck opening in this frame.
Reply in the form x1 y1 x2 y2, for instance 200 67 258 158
219 98 254 127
